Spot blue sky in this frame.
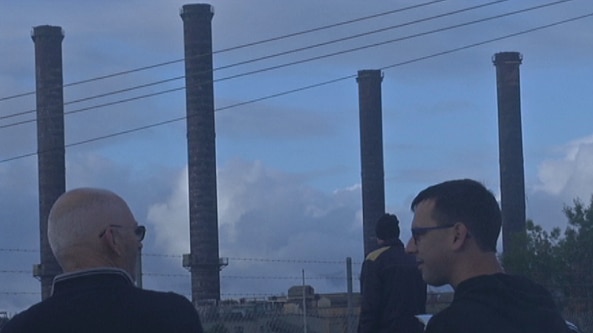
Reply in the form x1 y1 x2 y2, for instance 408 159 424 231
1 0 593 313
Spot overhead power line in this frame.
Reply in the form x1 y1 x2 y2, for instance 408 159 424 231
0 0 508 123
210 0 510 71
213 0 574 82
1 11 591 164
0 0 446 103
0 75 186 121
0 0 574 130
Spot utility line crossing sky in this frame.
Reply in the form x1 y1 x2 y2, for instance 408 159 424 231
1 0 592 313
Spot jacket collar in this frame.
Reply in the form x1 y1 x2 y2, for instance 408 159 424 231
382 238 404 248
51 267 134 296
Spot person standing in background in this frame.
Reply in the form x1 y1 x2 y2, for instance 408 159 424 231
358 213 427 333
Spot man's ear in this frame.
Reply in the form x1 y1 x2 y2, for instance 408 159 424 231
451 223 470 251
101 228 123 256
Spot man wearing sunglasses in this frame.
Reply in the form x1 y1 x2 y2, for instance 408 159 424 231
358 213 427 333
3 188 203 333
405 179 569 333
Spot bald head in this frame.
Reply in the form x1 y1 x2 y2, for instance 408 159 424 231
48 188 141 277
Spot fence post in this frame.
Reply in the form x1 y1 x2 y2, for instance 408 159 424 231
347 257 355 333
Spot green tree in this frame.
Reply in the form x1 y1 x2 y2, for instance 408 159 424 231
502 195 593 314
558 197 593 313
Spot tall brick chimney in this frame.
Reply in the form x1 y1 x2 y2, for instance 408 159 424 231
31 25 65 299
180 3 223 304
493 51 526 258
356 70 386 256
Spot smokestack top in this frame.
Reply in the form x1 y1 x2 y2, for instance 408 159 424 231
180 3 214 18
492 52 522 66
31 25 64 41
356 69 383 82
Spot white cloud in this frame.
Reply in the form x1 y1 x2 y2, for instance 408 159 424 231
147 167 190 256
523 134 593 231
143 158 365 297
149 158 364 259
534 134 593 201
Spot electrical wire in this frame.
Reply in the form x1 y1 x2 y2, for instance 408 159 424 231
0 11 591 164
0 0 511 123
210 0 575 82
0 0 575 130
0 0 446 103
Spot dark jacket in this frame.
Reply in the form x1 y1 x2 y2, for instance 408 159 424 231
358 239 427 333
2 268 203 333
426 273 569 333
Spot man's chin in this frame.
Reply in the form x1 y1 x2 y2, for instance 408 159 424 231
422 273 447 287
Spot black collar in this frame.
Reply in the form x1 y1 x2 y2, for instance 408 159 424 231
51 268 134 296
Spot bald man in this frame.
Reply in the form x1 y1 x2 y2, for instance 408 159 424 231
3 188 204 333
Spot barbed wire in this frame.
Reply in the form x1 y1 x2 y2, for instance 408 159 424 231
220 293 288 297
0 248 37 253
143 273 350 281
0 291 39 295
226 257 348 264
0 248 358 263
0 270 33 274
143 252 182 258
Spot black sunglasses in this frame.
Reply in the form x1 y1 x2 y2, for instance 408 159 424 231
99 224 146 241
411 224 455 244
